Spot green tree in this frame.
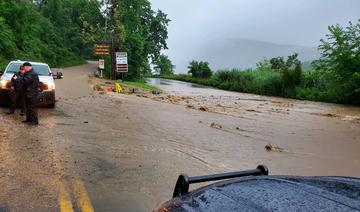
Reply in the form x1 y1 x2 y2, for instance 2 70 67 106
269 53 302 88
0 0 105 69
188 60 199 77
315 20 360 78
155 54 174 75
41 0 105 58
104 0 170 80
0 0 168 79
314 20 360 104
270 57 286 70
294 62 302 86
188 60 212 78
0 17 16 59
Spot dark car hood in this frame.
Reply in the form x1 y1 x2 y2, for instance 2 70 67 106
159 176 360 212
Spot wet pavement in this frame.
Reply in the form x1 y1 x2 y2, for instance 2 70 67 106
0 62 359 211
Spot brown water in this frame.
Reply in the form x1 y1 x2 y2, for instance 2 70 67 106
148 77 360 121
146 77 360 177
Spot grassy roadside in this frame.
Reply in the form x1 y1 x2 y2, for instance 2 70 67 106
120 81 159 91
159 74 209 85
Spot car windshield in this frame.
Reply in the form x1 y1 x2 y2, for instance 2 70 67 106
6 63 50 76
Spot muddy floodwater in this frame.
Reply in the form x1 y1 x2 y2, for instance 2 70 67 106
148 78 360 117
0 62 359 211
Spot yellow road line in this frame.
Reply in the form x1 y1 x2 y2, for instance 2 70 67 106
59 182 74 212
73 179 95 212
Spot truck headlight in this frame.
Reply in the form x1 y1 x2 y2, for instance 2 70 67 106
42 82 55 90
0 79 11 89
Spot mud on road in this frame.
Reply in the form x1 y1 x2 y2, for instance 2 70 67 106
0 62 359 211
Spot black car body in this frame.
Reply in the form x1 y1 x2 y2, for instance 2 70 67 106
159 166 360 211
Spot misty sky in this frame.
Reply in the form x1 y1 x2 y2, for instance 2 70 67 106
150 0 360 72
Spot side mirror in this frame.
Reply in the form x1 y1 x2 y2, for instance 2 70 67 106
56 72 63 79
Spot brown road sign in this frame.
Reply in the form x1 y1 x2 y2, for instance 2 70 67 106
116 64 128 73
94 44 110 55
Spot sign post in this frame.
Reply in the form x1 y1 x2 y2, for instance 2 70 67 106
98 59 105 78
94 42 126 80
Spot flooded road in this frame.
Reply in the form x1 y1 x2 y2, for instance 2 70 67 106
146 78 360 176
148 78 360 117
0 63 359 211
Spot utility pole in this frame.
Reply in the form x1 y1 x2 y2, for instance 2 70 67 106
110 36 120 80
104 18 108 42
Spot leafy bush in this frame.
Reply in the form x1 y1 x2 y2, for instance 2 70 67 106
162 63 358 105
212 68 283 96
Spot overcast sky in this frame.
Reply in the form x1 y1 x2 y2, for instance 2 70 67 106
150 0 360 71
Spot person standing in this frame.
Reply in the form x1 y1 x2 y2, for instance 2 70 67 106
16 62 40 125
7 65 26 115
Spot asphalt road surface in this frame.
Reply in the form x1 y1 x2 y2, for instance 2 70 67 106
0 62 359 211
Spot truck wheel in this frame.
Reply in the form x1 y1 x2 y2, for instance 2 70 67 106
47 103 55 108
47 92 56 108
0 93 10 107
0 93 4 107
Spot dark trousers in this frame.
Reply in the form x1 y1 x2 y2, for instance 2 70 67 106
25 96 38 124
10 90 26 113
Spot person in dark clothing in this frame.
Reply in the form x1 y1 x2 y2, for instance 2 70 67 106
7 65 26 115
16 62 40 125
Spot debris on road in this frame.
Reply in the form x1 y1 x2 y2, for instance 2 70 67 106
94 84 104 91
246 109 262 113
342 115 360 122
235 127 254 133
152 90 161 95
136 94 149 98
310 112 340 118
167 95 180 104
198 106 209 112
121 87 138 94
210 122 222 129
265 143 285 152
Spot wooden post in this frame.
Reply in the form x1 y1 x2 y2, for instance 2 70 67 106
110 39 116 80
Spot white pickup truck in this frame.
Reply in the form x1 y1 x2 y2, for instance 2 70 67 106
0 60 62 108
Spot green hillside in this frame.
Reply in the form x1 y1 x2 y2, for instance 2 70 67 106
0 0 169 80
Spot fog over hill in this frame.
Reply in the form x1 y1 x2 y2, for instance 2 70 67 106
150 0 359 73
176 38 319 72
